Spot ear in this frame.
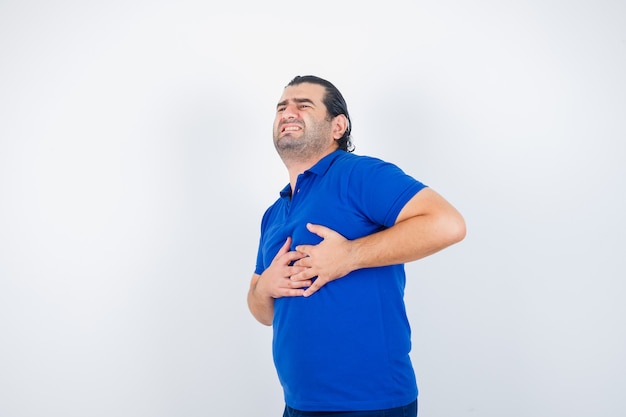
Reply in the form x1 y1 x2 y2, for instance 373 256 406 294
331 114 348 140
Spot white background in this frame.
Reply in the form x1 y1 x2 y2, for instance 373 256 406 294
1 1 624 416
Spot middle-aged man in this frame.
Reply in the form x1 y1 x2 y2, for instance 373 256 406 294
247 75 466 417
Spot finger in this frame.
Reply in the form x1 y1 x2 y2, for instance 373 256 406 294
287 265 308 277
292 256 312 268
277 288 306 297
302 278 326 297
305 223 331 238
274 237 292 260
289 268 316 282
283 251 308 264
287 278 312 289
294 244 312 256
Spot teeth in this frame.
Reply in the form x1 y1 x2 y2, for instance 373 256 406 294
284 126 300 131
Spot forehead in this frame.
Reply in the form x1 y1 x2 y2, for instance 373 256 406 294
278 82 327 104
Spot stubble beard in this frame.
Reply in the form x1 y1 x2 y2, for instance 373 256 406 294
273 122 332 164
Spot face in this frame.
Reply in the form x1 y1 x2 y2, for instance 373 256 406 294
273 83 339 162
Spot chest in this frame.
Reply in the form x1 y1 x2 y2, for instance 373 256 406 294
260 175 380 269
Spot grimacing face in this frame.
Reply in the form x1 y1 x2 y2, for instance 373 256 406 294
273 83 337 161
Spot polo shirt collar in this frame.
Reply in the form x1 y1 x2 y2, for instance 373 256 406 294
279 150 344 198
307 149 343 177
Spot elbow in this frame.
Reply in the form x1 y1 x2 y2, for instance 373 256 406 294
249 308 273 327
248 303 274 327
259 318 273 327
248 297 274 327
437 212 466 248
448 214 467 245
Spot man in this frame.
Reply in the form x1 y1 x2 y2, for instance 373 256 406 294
247 75 466 417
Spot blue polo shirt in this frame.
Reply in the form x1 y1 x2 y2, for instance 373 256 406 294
255 150 426 411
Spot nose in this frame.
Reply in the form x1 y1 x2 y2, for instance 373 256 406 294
281 103 298 120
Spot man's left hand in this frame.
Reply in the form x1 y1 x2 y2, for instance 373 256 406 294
291 223 356 297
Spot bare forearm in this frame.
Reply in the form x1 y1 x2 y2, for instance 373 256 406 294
291 188 465 297
247 274 274 326
350 211 465 270
352 187 466 269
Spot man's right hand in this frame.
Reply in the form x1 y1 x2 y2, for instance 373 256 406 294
247 237 312 325
256 237 313 299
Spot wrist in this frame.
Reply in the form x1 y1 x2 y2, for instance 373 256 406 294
348 238 365 271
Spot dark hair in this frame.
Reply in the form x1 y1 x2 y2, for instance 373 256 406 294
287 75 354 152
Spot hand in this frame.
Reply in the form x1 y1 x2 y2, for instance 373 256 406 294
291 223 356 297
255 237 312 298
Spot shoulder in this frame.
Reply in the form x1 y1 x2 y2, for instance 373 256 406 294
331 152 410 181
330 151 391 172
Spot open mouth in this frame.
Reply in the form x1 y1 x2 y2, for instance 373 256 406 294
281 123 303 133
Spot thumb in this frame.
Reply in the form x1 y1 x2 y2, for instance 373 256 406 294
276 236 292 257
306 223 330 239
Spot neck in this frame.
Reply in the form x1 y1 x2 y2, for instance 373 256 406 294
282 148 337 194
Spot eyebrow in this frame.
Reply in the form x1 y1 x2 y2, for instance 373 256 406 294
276 98 316 109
